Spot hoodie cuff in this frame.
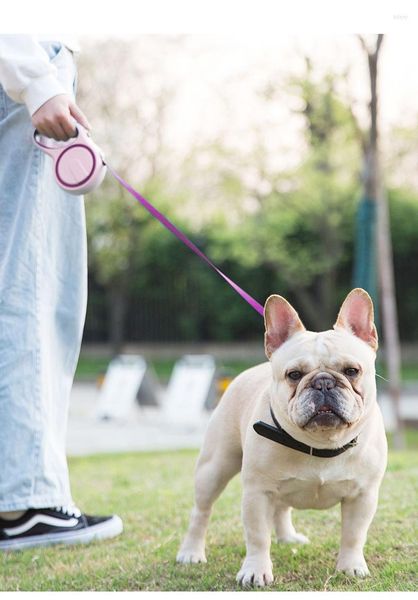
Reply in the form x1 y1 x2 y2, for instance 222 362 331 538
23 73 68 116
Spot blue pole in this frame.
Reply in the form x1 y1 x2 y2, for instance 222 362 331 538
353 196 379 325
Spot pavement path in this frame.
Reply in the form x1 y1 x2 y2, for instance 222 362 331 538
67 382 418 456
67 382 210 456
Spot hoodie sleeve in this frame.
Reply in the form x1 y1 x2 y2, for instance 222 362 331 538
0 34 67 116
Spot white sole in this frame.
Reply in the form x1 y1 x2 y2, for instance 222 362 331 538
0 515 123 551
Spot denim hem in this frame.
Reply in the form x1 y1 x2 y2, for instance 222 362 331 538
0 495 73 512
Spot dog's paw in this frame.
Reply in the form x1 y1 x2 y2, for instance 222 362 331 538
277 532 310 545
336 555 370 578
176 548 207 564
236 558 274 587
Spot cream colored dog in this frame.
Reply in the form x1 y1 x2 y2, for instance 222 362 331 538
177 288 387 587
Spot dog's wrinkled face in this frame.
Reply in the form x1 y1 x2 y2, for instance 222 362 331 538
273 330 375 432
264 289 378 436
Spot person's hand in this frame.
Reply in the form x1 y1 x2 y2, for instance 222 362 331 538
32 94 91 141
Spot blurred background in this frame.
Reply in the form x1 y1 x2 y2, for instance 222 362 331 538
68 33 418 452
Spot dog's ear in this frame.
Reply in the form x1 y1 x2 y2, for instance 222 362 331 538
334 288 378 352
264 295 305 359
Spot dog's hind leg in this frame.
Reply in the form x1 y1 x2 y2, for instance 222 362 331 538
176 418 242 564
274 505 310 545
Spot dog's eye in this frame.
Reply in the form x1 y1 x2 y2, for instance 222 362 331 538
287 370 303 381
344 367 359 377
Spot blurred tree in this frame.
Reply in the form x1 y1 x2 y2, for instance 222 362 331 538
207 62 362 330
385 120 418 191
75 37 418 351
357 35 404 448
76 39 178 354
388 187 418 341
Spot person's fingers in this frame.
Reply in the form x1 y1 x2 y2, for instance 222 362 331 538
58 122 72 141
50 121 70 141
33 115 66 140
69 102 91 131
58 113 77 139
32 97 90 140
36 124 55 139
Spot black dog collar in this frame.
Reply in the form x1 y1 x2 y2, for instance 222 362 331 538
253 406 358 458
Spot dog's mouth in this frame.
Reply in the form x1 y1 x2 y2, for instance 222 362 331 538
305 405 347 429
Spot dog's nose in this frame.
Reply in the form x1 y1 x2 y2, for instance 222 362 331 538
311 373 336 392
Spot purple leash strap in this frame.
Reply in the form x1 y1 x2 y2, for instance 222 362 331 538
106 164 264 317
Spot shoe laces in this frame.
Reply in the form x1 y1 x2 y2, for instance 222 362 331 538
54 504 82 518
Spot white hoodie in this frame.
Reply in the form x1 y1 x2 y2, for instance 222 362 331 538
0 35 79 116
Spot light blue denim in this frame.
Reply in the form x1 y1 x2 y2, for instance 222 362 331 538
0 42 87 510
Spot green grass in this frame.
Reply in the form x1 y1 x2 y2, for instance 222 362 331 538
0 434 417 591
376 362 418 383
75 355 111 380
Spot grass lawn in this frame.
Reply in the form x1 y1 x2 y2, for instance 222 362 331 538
0 433 417 591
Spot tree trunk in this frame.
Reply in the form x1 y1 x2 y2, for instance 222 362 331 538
359 34 405 448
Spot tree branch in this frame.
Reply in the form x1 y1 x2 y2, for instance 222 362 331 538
357 35 369 55
376 34 384 55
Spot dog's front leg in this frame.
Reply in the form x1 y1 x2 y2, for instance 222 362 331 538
337 489 379 577
236 488 275 587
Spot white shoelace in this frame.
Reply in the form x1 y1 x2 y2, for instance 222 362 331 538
54 504 82 518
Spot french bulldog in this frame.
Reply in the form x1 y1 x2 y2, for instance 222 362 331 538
176 288 387 587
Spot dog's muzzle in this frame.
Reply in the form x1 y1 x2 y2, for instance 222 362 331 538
303 372 349 429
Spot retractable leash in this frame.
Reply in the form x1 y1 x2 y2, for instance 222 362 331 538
33 125 107 194
33 125 264 317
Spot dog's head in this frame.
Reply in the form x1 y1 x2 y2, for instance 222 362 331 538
264 288 378 442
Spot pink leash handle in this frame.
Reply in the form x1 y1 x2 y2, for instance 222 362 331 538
33 125 107 195
106 164 265 317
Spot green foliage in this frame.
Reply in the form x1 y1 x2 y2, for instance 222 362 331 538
86 176 181 286
388 187 418 340
84 183 418 344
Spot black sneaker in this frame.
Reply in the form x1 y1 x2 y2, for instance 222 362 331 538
0 505 123 551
